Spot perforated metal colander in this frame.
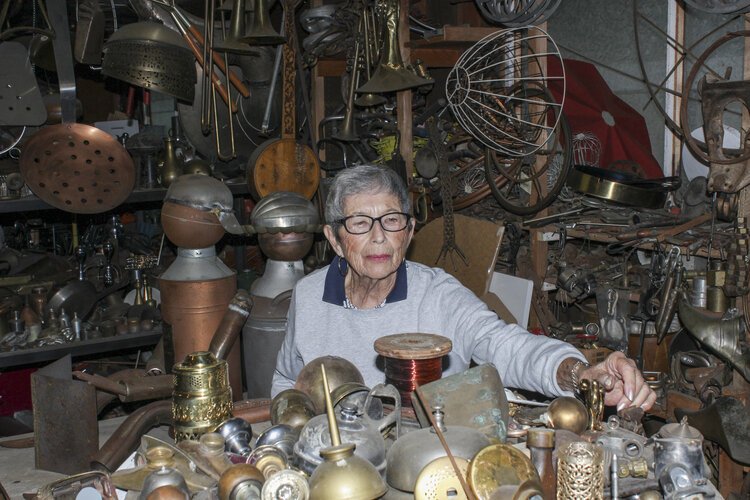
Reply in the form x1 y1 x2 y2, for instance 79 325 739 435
102 22 196 102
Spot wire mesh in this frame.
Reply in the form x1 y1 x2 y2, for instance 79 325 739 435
446 26 565 158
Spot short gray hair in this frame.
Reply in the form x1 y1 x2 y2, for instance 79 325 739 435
325 165 411 229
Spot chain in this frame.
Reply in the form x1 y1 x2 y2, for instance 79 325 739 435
428 117 467 268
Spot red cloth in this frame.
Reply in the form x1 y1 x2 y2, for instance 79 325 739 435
548 58 663 179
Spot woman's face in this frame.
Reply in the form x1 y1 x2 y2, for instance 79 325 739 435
324 191 414 282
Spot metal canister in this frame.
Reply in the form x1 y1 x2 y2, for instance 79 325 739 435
160 247 241 397
242 294 291 398
172 351 233 442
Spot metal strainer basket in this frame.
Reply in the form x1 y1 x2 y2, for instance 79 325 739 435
102 22 196 102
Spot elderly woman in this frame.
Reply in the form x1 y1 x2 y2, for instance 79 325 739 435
272 165 656 411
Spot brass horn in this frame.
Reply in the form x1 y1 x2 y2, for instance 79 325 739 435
356 0 433 94
677 292 750 381
213 0 261 55
332 40 361 143
241 0 285 46
354 6 386 107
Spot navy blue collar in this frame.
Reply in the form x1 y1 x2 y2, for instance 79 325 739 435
322 256 408 306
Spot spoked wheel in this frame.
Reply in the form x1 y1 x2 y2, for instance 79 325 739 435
484 101 572 216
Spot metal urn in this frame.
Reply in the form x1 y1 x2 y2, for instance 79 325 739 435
160 174 246 398
242 192 320 398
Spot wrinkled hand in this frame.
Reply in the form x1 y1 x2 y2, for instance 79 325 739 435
580 351 656 411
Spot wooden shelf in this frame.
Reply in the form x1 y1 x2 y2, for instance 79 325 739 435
0 182 250 214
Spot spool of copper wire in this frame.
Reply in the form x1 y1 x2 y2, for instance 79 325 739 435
374 333 452 408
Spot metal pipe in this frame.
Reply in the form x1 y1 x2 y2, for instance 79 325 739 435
91 400 172 472
208 289 253 361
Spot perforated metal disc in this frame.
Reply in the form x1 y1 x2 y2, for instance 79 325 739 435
20 123 135 213
414 457 470 500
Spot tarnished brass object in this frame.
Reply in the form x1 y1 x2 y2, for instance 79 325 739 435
543 397 588 435
139 467 190 499
247 444 288 479
467 444 542 500
308 364 387 500
294 356 365 414
218 463 264 500
556 442 604 500
260 468 310 500
356 0 433 94
580 379 605 431
414 456 470 500
172 351 233 442
271 389 317 430
113 446 213 493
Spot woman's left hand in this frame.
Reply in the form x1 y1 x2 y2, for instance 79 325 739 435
580 351 657 411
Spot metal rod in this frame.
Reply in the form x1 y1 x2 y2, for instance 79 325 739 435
321 365 341 447
414 386 476 500
262 21 285 135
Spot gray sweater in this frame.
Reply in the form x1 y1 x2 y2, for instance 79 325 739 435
271 260 586 397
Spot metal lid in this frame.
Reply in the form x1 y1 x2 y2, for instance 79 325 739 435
163 174 244 235
250 191 320 234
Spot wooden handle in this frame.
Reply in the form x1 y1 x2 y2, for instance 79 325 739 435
181 32 237 113
185 22 252 99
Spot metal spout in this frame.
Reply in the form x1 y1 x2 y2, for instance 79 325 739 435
678 293 750 381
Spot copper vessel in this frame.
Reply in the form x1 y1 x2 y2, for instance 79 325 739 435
160 253 241 397
161 201 225 250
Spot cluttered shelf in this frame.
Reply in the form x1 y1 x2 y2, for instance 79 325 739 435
0 330 161 369
0 182 251 214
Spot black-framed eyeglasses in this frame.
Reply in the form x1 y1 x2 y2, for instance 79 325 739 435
336 212 412 235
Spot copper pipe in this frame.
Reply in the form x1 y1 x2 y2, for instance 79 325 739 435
174 9 251 98
75 370 174 403
232 398 272 423
209 289 253 361
169 11 237 113
91 400 172 472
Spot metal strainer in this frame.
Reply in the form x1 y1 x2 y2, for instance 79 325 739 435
414 457 470 500
102 22 196 102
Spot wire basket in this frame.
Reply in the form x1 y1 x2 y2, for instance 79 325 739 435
446 25 565 158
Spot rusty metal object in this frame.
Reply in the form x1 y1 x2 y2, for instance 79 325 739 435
91 400 172 472
160 272 241 396
209 289 253 361
32 355 98 475
74 370 174 403
161 201 225 249
19 123 136 213
233 398 273 423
